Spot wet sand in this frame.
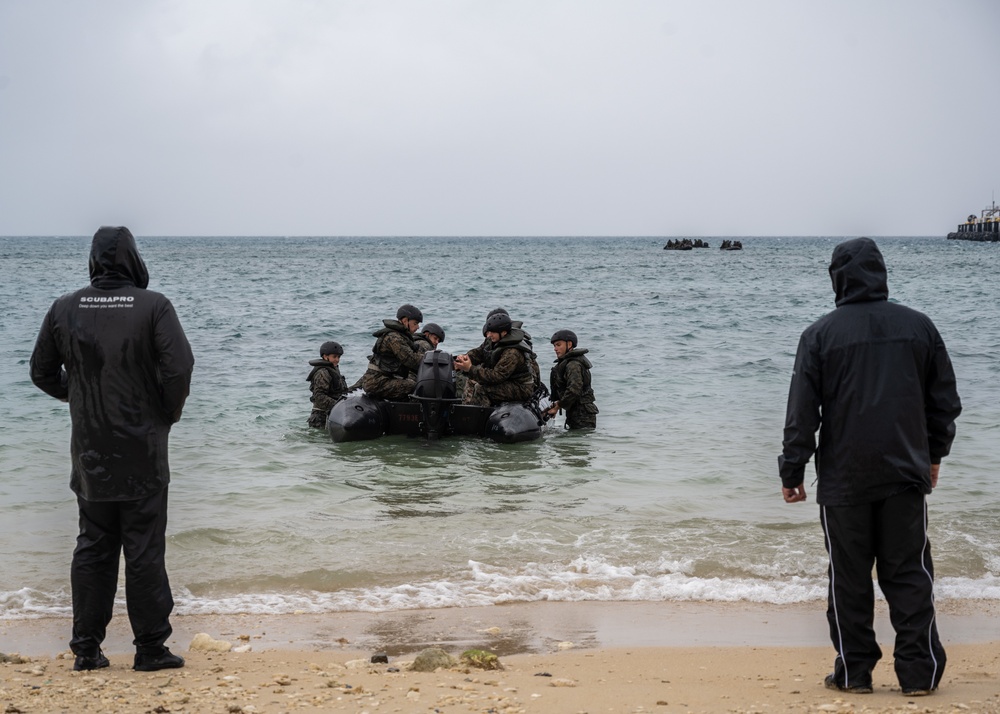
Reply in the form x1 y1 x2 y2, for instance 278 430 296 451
2 601 998 713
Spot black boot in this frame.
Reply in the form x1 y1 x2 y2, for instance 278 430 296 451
133 648 185 672
73 650 110 671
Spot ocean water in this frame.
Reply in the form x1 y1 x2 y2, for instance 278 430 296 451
1 235 998 620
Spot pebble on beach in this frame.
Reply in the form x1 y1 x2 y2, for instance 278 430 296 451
409 647 457 672
189 633 233 652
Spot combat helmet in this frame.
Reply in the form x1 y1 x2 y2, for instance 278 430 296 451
320 341 344 356
481 307 510 336
484 312 513 334
550 330 578 347
396 304 423 322
423 323 445 342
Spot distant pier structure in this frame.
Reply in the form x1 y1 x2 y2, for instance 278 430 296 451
948 199 1000 242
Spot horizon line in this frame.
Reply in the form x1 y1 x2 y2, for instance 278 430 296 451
0 233 945 239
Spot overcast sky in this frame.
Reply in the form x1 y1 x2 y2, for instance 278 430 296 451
1 1 998 236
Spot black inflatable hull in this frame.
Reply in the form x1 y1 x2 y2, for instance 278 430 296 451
326 394 387 442
484 403 545 443
327 394 542 444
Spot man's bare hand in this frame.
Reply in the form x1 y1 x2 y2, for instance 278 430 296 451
782 484 807 503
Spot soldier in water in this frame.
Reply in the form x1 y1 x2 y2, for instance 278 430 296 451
546 329 598 429
306 341 348 428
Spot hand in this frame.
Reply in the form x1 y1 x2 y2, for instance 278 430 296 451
782 484 807 503
930 463 940 489
454 354 472 373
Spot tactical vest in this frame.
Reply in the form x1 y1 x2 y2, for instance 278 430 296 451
550 348 594 404
509 328 541 388
485 332 535 387
368 320 415 378
412 333 433 353
307 361 347 399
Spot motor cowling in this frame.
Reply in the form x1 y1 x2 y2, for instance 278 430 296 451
413 350 457 401
411 350 460 440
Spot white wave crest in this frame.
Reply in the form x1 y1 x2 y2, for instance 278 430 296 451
3 563 997 619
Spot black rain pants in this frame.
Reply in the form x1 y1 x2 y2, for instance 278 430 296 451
70 487 174 656
820 487 945 692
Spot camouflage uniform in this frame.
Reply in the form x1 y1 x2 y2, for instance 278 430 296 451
361 319 423 400
467 326 541 392
409 332 433 381
550 348 598 429
464 333 536 406
510 326 542 390
306 360 348 428
412 332 434 354
457 335 491 399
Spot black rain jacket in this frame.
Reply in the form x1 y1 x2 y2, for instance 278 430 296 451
30 227 195 501
778 237 961 506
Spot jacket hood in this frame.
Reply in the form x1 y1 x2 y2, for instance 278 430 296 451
829 237 888 306
89 226 149 289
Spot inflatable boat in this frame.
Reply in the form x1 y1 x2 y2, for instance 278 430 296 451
327 350 547 444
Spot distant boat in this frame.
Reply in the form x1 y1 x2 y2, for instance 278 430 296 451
947 199 999 242
663 238 709 250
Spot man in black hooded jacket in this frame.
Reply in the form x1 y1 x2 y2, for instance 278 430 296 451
779 237 961 697
30 226 195 672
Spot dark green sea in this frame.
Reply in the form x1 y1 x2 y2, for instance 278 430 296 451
2 235 997 619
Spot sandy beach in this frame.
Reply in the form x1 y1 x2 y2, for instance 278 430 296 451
3 601 998 713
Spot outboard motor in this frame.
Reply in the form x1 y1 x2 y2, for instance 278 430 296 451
411 350 462 439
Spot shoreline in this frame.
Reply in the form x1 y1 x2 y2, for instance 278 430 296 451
0 601 1000 714
2 601 998 713
2 599 997 657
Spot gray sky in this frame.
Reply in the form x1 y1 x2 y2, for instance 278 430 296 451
1 0 998 236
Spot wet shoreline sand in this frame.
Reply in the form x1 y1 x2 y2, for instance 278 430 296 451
3 601 998 713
